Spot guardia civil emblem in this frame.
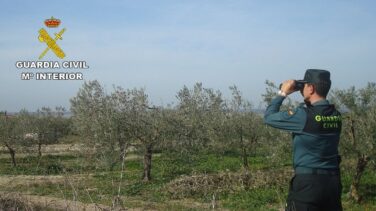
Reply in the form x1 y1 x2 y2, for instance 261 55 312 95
38 17 66 59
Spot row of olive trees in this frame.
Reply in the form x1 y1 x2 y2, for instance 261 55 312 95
171 83 267 167
0 107 70 166
70 81 169 181
69 81 265 182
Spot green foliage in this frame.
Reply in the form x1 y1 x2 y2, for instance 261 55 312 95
341 169 376 202
0 155 74 175
70 80 123 169
0 107 71 167
153 153 193 181
0 110 33 150
70 81 168 181
46 163 64 174
222 188 285 210
153 152 244 180
194 154 241 173
174 82 225 151
330 83 376 202
262 80 279 105
224 85 265 169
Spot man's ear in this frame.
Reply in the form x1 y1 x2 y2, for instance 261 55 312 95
307 84 315 95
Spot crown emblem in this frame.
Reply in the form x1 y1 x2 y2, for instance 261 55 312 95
44 16 61 28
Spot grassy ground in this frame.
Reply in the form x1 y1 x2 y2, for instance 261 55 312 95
0 148 375 210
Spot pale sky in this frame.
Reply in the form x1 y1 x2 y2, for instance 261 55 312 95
1 0 376 111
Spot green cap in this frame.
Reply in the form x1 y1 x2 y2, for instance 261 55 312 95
302 69 331 85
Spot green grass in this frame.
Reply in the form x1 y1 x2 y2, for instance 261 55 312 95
340 168 376 210
222 187 286 211
0 154 80 175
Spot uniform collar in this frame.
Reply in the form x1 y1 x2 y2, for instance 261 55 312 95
303 99 329 107
311 99 329 106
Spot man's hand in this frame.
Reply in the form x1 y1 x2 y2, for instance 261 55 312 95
280 80 296 96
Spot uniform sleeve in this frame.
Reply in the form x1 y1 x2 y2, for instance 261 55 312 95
264 96 306 133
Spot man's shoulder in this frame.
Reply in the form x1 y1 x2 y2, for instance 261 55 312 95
284 106 307 120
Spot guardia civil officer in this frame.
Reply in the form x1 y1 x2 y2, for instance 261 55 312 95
264 69 342 211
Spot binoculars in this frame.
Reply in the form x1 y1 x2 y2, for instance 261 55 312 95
279 80 306 91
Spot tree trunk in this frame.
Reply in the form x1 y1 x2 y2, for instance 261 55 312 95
117 124 127 161
142 144 153 182
5 144 16 167
239 127 251 190
38 141 42 158
118 140 127 161
349 154 369 203
241 143 249 168
239 127 249 168
53 128 58 142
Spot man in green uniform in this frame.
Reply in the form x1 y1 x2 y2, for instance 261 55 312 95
264 69 342 211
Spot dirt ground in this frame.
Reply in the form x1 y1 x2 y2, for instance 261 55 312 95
0 175 113 210
0 191 121 211
0 143 113 210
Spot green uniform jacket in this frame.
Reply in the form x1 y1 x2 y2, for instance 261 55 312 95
264 96 341 170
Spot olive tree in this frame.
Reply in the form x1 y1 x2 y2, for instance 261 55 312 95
226 85 264 169
126 88 168 182
111 87 168 182
0 110 33 167
70 80 123 169
34 106 69 157
330 82 376 202
70 81 166 181
109 86 133 160
175 83 225 153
